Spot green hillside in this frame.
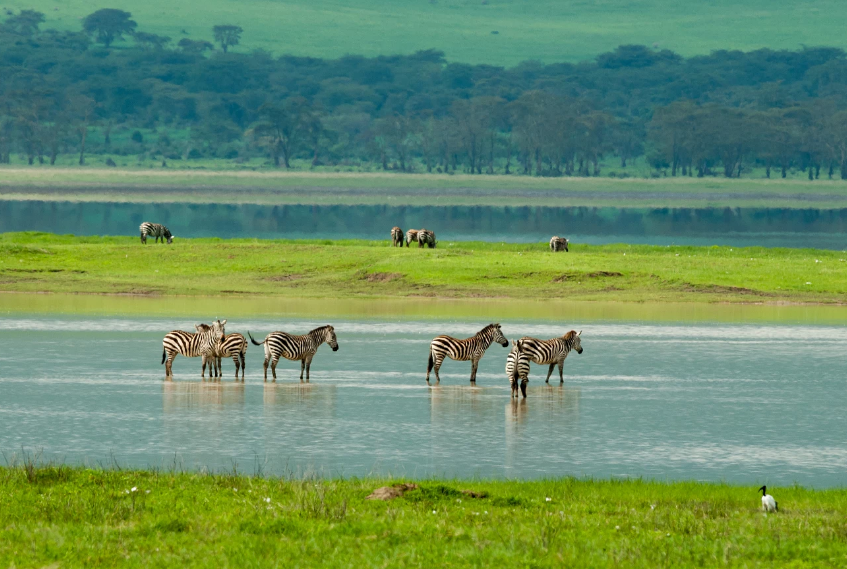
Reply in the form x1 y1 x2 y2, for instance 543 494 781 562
6 0 846 65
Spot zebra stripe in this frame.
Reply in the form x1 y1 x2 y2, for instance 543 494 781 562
140 222 174 244
426 323 508 383
550 236 568 252
418 229 436 248
506 340 530 398
517 330 583 384
197 325 247 380
161 319 226 376
248 325 339 381
406 229 419 246
391 226 405 247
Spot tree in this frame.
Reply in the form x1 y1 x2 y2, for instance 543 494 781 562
212 25 242 53
177 38 214 54
83 9 137 47
249 98 305 168
134 32 170 50
4 9 45 36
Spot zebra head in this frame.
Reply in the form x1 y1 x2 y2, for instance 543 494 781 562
212 319 227 337
567 330 583 354
562 238 569 252
489 323 508 347
324 325 339 351
167 235 174 244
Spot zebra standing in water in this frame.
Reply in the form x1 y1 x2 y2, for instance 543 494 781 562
140 222 174 244
161 319 225 376
418 229 436 248
248 325 339 381
427 323 508 384
391 226 405 247
196 324 247 380
518 330 583 384
550 236 568 252
506 340 531 398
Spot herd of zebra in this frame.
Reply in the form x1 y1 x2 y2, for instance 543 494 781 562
161 320 582 398
139 221 569 253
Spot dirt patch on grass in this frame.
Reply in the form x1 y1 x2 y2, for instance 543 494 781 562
552 271 623 283
680 282 768 296
4 269 87 274
265 274 303 282
364 272 403 282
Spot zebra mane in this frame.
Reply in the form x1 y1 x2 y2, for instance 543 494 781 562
479 323 500 335
563 330 578 342
309 325 333 336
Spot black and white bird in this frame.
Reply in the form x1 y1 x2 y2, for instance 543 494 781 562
759 485 778 512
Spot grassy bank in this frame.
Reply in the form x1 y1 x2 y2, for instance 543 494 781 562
2 233 846 305
1 464 844 567
8 0 847 65
3 167 847 208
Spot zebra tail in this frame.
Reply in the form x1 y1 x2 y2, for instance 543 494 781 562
161 348 166 365
427 351 434 373
248 331 264 346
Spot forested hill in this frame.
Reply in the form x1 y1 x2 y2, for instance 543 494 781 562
2 9 847 179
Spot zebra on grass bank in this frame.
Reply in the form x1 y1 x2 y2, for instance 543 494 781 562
161 319 226 376
506 340 531 398
405 229 419 246
417 229 436 248
248 326 339 382
195 324 247 381
550 236 569 252
391 226 405 247
140 222 174 244
517 331 583 384
426 323 508 384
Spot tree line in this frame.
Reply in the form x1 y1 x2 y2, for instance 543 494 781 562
2 8 847 178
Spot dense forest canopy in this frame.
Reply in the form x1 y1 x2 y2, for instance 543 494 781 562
2 9 847 179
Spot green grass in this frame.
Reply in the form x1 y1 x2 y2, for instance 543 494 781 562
2 232 847 305
1 464 845 567
6 0 847 65
4 167 847 208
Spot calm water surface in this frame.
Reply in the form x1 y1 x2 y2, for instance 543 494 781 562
1 316 846 485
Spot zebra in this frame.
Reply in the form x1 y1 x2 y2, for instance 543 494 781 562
391 226 405 247
248 325 339 382
517 330 583 384
426 323 508 384
506 340 531 398
161 319 226 376
406 229 419 246
418 229 436 248
550 236 568 252
140 222 174 244
196 325 247 380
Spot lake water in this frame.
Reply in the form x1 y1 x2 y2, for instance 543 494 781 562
3 200 847 249
2 314 846 486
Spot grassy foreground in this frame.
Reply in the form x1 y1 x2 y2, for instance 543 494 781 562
1 465 845 567
1 232 846 305
4 167 847 208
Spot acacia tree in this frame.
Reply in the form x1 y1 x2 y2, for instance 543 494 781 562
82 9 137 47
250 98 305 168
4 9 44 36
212 25 242 53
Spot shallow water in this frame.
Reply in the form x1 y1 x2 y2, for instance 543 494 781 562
3 200 847 248
2 315 846 486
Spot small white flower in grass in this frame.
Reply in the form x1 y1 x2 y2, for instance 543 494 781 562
264 497 271 504
667 533 670 537
806 282 812 285
146 490 151 494
233 488 238 492
545 497 552 502
456 499 461 503
131 487 137 492
432 510 437 514
484 511 488 514
124 490 130 494
650 504 655 510
615 525 620 530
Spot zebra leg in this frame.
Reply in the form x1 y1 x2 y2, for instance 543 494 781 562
263 357 269 381
305 358 313 382
201 355 207 378
470 360 478 383
545 363 556 383
166 353 177 376
558 360 564 383
271 357 279 381
240 352 246 381
299 359 305 381
232 355 240 380
433 356 444 382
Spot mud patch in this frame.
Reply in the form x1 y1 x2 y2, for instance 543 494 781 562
552 271 622 283
364 272 403 282
366 483 419 501
266 274 303 282
681 282 767 296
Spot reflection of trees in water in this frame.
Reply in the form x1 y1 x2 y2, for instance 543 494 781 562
162 380 245 413
5 200 847 244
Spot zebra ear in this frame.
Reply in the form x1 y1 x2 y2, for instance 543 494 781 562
578 330 582 336
221 319 227 326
